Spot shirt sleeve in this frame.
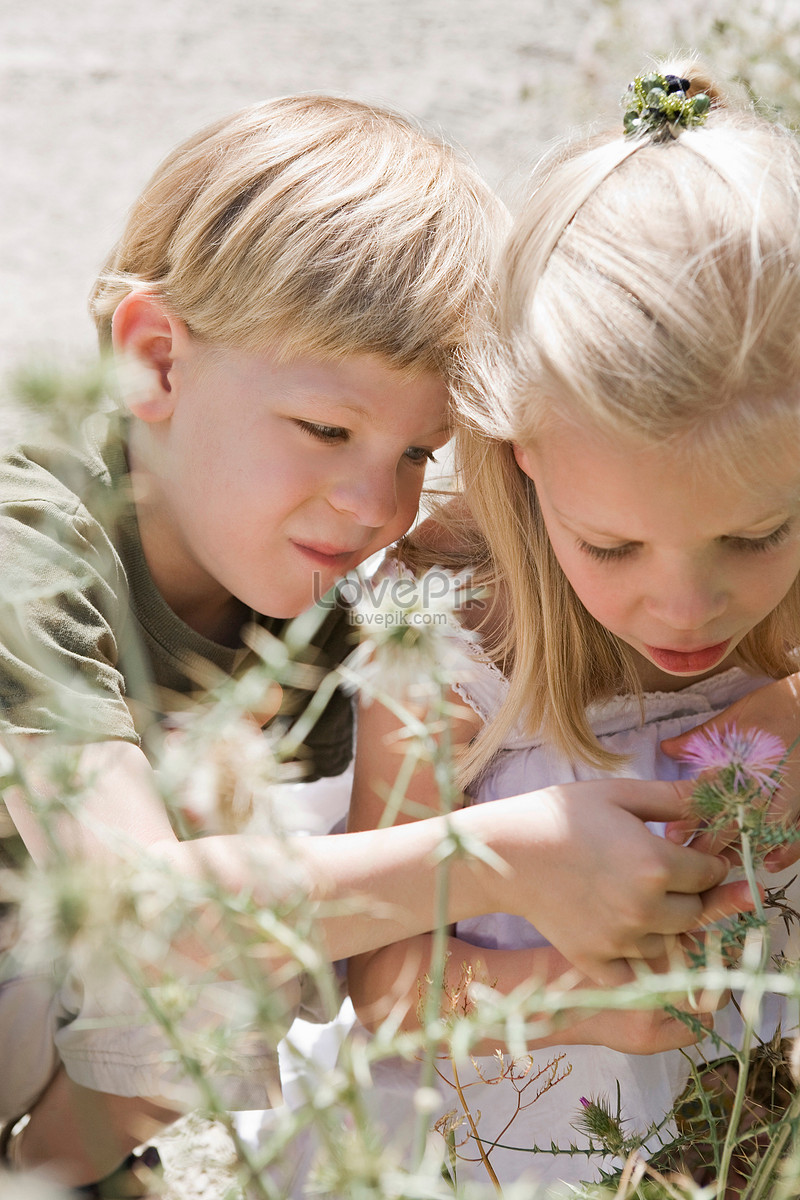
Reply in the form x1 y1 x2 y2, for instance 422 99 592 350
0 497 138 744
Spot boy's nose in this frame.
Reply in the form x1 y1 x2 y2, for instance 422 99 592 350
327 467 399 528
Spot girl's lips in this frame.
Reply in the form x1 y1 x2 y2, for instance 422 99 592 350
644 640 731 674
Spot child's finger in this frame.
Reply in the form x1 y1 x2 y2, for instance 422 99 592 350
614 777 697 822
664 820 713 850
764 841 800 871
663 817 697 844
664 820 739 856
697 877 760 924
634 878 756 946
661 725 738 762
624 893 719 950
661 728 698 758
657 838 729 897
640 1007 715 1053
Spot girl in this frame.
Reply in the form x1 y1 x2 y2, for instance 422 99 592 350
348 59 800 1189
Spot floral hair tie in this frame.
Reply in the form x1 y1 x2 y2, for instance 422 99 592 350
623 71 711 140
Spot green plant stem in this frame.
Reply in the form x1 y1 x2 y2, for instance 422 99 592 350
740 815 767 926
411 682 458 1169
117 947 277 1200
745 1086 800 1200
717 817 768 1194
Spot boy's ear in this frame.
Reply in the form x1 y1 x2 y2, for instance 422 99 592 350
111 292 190 423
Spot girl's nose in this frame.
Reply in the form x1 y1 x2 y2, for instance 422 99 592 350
644 564 727 632
328 466 399 528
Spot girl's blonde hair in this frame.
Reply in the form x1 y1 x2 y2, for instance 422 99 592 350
90 95 504 381
440 58 800 782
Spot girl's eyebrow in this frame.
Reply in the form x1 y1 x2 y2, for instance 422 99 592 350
727 514 792 535
717 503 798 536
556 506 795 541
550 506 630 540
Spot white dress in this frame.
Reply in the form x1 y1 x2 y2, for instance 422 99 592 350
240 634 799 1194
361 636 799 1191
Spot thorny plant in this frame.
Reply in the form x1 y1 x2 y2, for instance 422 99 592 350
4 373 800 1200
417 959 572 1192
433 1051 571 1195
362 707 800 1200
547 728 800 1200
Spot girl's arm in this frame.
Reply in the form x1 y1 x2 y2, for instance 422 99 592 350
662 671 800 869
351 927 715 1057
347 691 728 1053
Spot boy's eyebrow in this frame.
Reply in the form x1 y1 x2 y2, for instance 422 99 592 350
329 402 370 418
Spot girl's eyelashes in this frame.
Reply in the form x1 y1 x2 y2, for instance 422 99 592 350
577 520 794 562
577 540 636 562
724 520 792 553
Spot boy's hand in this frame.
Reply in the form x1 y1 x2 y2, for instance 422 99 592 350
485 779 752 987
661 672 800 871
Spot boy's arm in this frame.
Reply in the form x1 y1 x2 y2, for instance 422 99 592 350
662 671 800 869
346 690 745 997
6 732 743 981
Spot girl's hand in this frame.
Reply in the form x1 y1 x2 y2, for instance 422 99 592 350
661 672 800 871
545 943 724 1056
570 995 715 1055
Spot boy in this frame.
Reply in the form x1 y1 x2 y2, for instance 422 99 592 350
0 94 739 1193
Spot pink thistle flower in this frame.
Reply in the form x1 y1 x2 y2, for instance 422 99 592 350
679 724 786 796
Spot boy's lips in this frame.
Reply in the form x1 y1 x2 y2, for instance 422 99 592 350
292 540 362 568
644 640 731 673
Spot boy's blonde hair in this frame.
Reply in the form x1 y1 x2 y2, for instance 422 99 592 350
446 58 800 781
90 95 504 380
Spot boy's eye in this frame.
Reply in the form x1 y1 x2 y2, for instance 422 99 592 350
404 446 438 465
296 422 437 465
577 540 637 562
297 421 348 443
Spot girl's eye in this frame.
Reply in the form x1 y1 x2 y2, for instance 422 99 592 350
404 447 438 465
577 540 637 562
725 521 792 553
578 521 793 562
297 421 348 443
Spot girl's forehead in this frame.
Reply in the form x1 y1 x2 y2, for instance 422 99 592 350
524 417 800 527
524 388 800 473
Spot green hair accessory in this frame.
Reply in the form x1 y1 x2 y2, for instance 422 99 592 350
623 72 711 140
